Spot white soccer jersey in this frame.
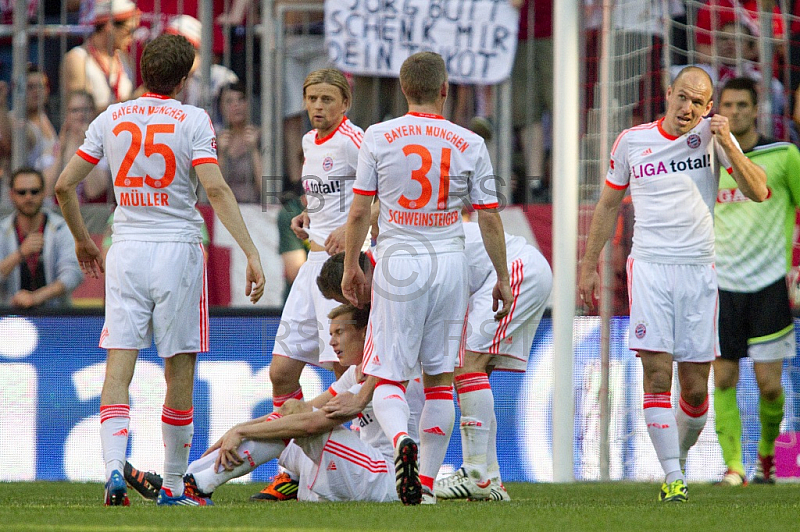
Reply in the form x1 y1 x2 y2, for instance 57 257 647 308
329 365 423 459
355 112 499 255
606 117 739 264
78 93 217 243
302 117 363 246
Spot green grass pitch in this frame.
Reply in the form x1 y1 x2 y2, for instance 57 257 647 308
0 481 798 531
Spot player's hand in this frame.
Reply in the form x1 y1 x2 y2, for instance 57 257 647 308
245 254 265 304
341 266 367 308
323 391 365 419
324 225 346 255
19 233 44 258
492 279 513 321
75 238 104 279
214 428 245 471
11 290 37 308
291 211 310 240
709 114 733 147
578 262 600 311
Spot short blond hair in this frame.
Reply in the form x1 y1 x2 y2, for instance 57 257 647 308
328 303 370 330
303 68 351 109
400 52 447 104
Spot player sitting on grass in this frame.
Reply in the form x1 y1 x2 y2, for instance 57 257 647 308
317 219 552 502
125 303 424 503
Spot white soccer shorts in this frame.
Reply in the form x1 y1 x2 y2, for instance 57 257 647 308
363 251 468 381
465 250 552 372
273 251 341 367
100 240 208 357
627 257 719 362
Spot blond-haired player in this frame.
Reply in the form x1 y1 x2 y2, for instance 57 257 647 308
55 33 265 507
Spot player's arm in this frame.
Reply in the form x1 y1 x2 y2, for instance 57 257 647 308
323 375 377 418
55 155 104 278
477 209 513 320
578 184 627 310
212 408 355 470
195 163 265 303
342 193 372 307
709 114 767 202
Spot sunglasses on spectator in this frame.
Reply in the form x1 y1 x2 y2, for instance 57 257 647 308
13 188 42 196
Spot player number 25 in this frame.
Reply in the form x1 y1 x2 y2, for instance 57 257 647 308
113 122 177 188
399 144 451 210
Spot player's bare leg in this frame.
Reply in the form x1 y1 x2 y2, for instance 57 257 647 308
100 349 137 506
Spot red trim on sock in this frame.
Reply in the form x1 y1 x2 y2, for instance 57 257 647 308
420 475 434 490
643 392 671 410
392 432 409 448
266 413 283 422
162 406 193 426
376 379 406 393
455 372 491 394
99 404 130 423
273 388 304 408
679 396 709 417
424 385 454 401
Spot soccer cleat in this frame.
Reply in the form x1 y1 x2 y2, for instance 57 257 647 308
753 454 776 484
249 472 299 501
183 474 213 500
394 436 421 505
489 479 511 502
714 469 747 487
433 467 492 500
104 470 131 506
658 479 688 502
124 461 162 501
421 486 437 505
156 487 213 506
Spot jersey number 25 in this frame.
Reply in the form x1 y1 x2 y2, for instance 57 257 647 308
113 122 177 189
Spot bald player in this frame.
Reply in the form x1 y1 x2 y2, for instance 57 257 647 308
578 66 767 503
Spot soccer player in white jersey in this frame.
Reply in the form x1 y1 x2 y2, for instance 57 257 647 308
578 66 767 503
340 52 512 505
317 219 552 501
125 304 425 503
55 34 265 507
254 68 364 499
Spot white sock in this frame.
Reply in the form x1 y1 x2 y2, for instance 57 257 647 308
643 393 683 483
161 406 194 496
487 410 500 482
100 404 130 480
371 381 411 448
676 395 708 464
419 385 455 491
191 439 287 494
455 373 493 482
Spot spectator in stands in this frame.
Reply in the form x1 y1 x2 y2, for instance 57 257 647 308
0 167 82 307
217 81 262 203
63 0 140 110
694 0 784 64
0 66 59 188
47 90 112 204
163 14 238 119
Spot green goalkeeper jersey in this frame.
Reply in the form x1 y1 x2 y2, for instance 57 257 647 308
715 137 800 292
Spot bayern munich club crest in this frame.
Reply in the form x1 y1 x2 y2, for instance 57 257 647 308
634 322 647 339
686 134 701 149
322 156 334 171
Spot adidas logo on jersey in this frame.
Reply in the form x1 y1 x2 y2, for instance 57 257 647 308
327 460 337 471
641 148 652 156
423 427 446 436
